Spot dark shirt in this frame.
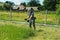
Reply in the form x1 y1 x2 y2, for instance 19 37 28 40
28 10 34 20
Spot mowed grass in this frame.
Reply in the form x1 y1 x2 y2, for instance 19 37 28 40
0 10 58 24
0 21 60 40
28 26 60 40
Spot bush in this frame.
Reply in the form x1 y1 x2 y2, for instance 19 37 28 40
56 4 60 24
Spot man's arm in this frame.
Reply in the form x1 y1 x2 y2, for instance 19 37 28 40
26 15 32 20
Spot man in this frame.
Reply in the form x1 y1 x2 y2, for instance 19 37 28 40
27 8 36 30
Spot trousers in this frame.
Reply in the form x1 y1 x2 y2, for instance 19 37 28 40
29 19 36 30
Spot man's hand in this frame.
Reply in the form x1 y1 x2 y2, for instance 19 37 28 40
24 18 29 22
27 18 30 20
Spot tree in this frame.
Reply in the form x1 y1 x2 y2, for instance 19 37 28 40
21 2 26 7
4 1 15 21
43 0 56 11
27 0 41 6
56 0 60 24
56 0 60 4
4 1 14 10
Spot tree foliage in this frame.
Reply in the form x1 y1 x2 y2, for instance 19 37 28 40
56 0 60 15
4 1 14 10
56 0 60 4
21 2 26 7
27 0 41 6
56 0 60 23
43 0 56 11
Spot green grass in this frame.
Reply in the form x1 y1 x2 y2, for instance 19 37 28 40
29 26 60 40
0 10 59 25
0 21 60 40
0 23 35 40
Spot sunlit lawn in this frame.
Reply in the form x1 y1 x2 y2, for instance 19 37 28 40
0 21 35 40
0 21 60 40
28 26 60 40
0 10 58 24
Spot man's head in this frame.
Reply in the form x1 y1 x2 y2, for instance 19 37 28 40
30 8 34 13
31 8 33 10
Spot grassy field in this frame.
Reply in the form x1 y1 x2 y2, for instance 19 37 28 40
0 10 58 25
0 21 60 40
0 10 59 40
0 21 35 40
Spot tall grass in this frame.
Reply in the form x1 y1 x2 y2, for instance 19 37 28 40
0 10 58 25
0 24 35 40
